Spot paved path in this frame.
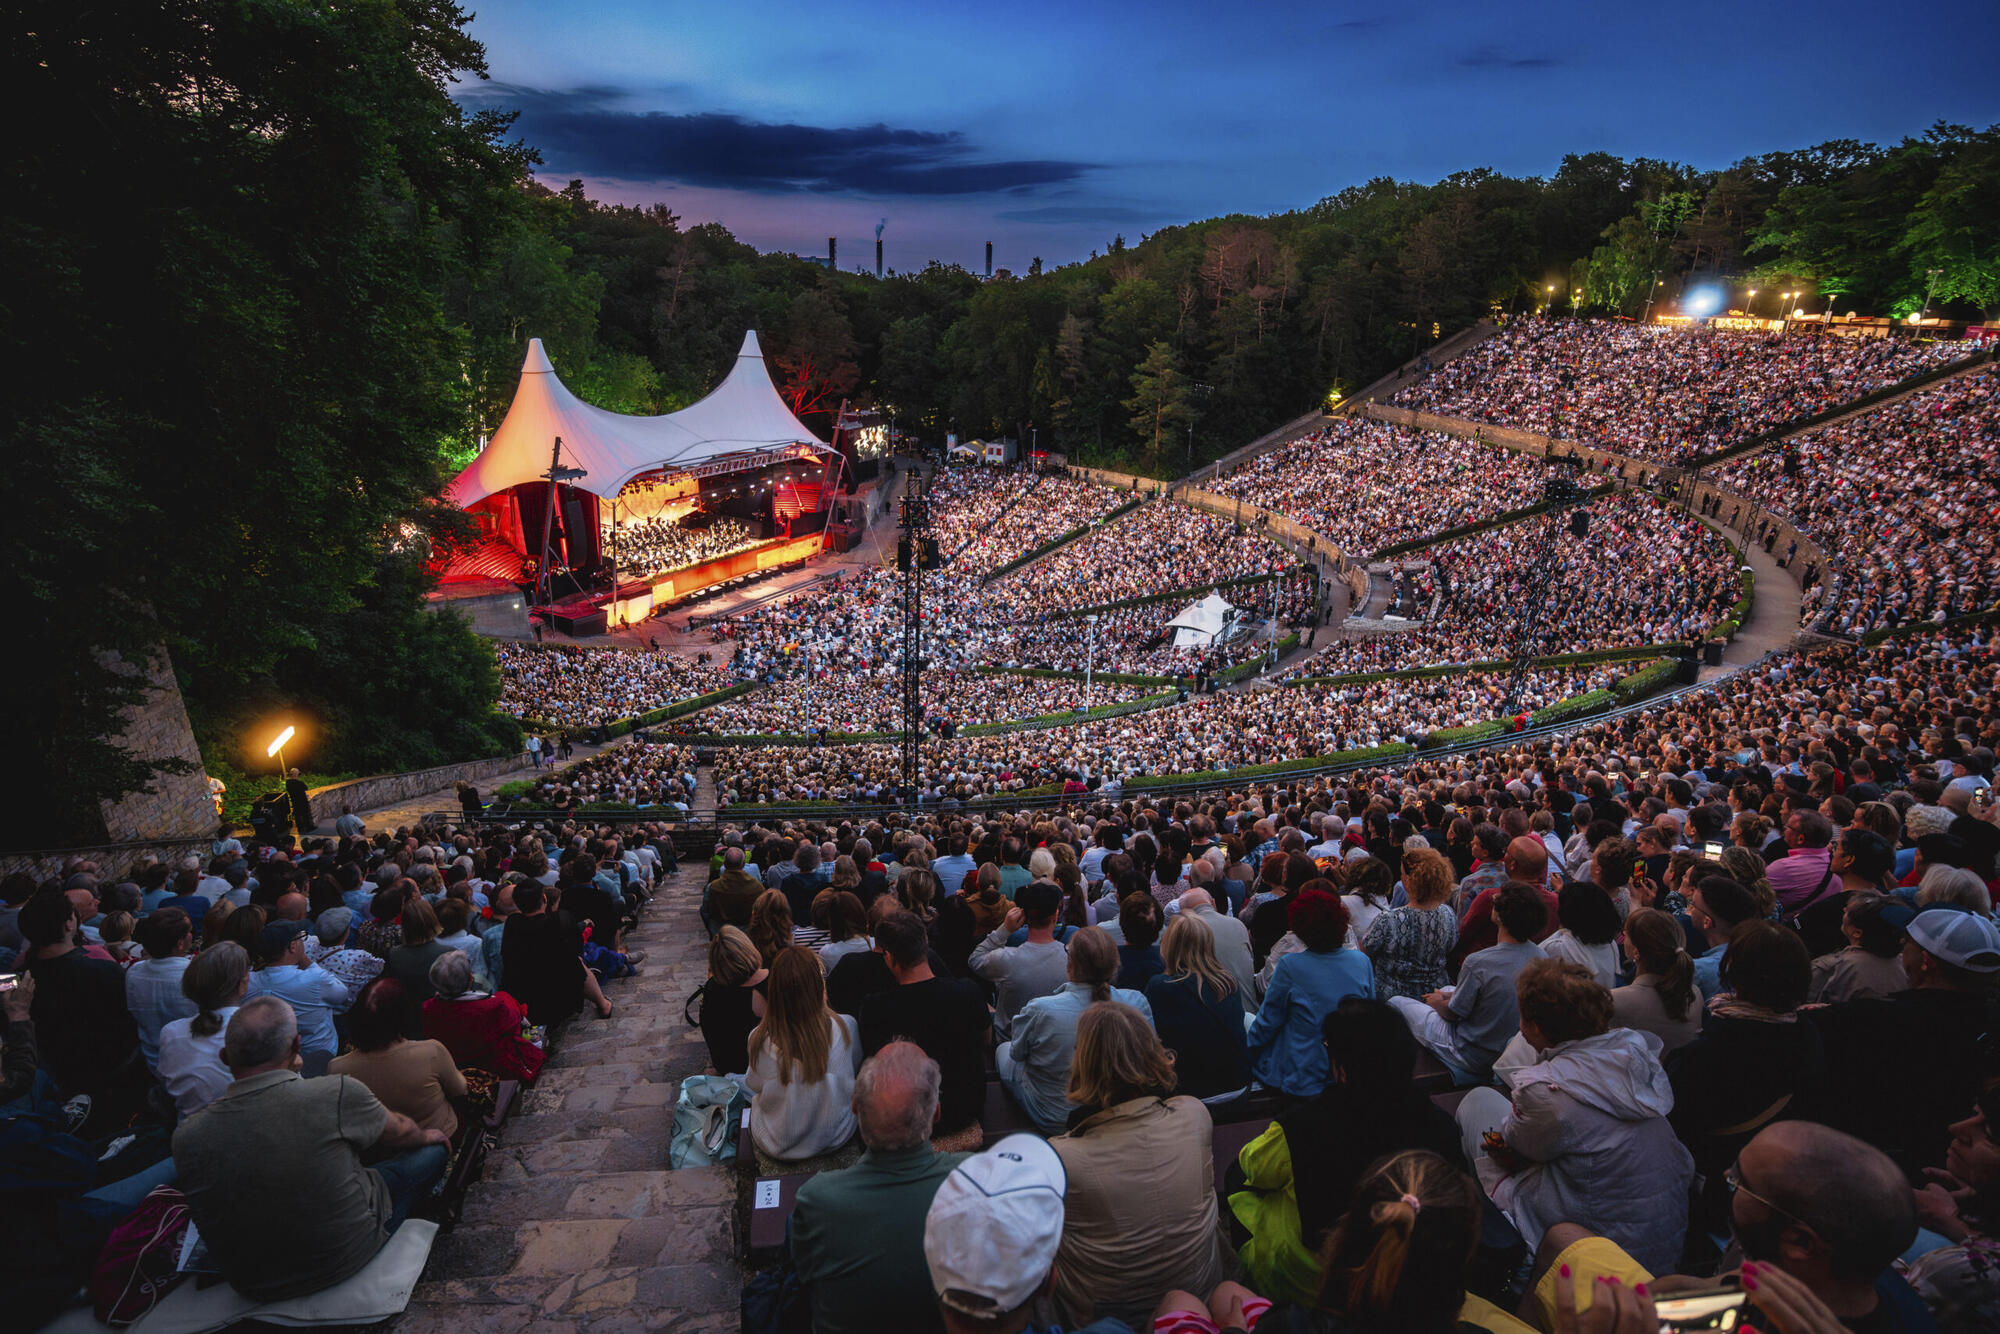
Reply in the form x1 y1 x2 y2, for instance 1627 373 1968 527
347 744 610 832
1700 512 1804 680
392 860 741 1334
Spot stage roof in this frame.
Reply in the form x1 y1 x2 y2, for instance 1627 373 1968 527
446 332 834 508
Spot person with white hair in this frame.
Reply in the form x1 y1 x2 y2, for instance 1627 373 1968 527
1917 865 1994 916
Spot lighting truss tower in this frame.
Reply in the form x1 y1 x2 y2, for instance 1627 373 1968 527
897 471 935 799
1500 453 1592 718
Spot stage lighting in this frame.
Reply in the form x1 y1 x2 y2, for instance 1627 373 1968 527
1683 284 1726 320
266 726 295 758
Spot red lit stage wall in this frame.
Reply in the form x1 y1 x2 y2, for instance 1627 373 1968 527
511 483 601 569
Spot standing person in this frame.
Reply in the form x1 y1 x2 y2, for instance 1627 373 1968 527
285 768 315 834
525 733 542 769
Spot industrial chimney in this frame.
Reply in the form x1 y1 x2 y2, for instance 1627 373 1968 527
828 236 837 269
875 219 886 279
985 241 993 279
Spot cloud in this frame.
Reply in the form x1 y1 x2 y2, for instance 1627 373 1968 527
1456 47 1563 70
994 204 1163 225
465 85 1095 197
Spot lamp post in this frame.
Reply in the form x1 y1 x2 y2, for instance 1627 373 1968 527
1641 274 1663 324
1746 288 1758 321
1085 614 1100 708
1777 292 1796 334
267 726 296 838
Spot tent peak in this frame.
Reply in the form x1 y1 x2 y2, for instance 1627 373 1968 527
738 330 763 360
521 338 554 375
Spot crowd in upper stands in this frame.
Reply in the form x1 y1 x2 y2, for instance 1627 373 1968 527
982 500 1294 618
713 662 1622 806
605 512 760 580
928 467 1129 577
1 816 676 1324
1209 417 1548 557
1389 318 1971 462
1710 365 1998 637
681 668 1157 737
494 641 725 729
507 740 696 813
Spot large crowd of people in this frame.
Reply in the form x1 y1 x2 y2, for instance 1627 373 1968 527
1709 364 1998 637
508 740 697 812
604 511 760 580
927 466 1129 577
1301 490 1740 675
682 668 1158 737
494 642 726 729
713 662 1623 806
1390 318 1972 462
982 499 1294 617
1208 417 1548 557
2 818 676 1324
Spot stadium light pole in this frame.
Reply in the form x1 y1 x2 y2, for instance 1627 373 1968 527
1919 268 1942 328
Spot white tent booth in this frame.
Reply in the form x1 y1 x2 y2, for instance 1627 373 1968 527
440 332 841 628
1166 592 1239 648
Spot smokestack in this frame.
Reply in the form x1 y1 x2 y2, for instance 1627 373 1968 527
985 241 993 279
875 219 886 279
829 236 837 269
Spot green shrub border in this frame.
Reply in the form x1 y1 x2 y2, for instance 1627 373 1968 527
1284 644 1671 689
1609 658 1681 704
980 495 1148 583
1213 633 1302 684
1370 483 1616 559
1050 567 1314 620
667 689 1179 747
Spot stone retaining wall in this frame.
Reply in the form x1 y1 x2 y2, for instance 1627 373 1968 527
303 752 531 822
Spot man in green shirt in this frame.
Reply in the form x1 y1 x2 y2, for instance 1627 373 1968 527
792 1041 967 1334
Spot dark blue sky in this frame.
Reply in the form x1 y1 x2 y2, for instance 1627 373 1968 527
456 0 2000 271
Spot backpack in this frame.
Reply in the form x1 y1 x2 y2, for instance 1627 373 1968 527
670 1075 749 1170
91 1185 192 1326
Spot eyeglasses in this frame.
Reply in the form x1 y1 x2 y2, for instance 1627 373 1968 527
1724 1162 1814 1233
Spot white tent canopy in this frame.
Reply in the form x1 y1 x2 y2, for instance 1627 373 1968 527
1166 592 1236 648
446 332 834 509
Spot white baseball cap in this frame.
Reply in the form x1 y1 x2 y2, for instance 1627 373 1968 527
1908 908 2000 974
924 1134 1067 1316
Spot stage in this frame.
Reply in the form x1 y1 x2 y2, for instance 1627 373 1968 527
528 530 829 636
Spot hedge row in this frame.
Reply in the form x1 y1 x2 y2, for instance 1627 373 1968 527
972 664 1176 687
1528 689 1616 727
1859 602 2000 647
1610 658 1681 704
1124 742 1417 790
1425 721 1509 746
960 690 1178 737
980 495 1147 583
604 681 761 737
1213 633 1302 685
1054 567 1312 619
1369 483 1616 559
1284 644 1672 689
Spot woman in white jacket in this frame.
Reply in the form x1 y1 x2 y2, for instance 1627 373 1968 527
1454 957 1694 1275
746 946 862 1170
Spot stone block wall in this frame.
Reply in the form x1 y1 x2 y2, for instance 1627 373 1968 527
304 751 529 822
97 648 217 844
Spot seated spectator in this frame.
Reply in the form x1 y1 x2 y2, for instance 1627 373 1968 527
1229 999 1469 1307
1667 920 1821 1221
813 888 871 973
1453 836 1561 966
502 881 611 1025
1906 1082 2000 1333
421 948 546 1085
1179 886 1259 1012
749 887 796 968
746 945 862 1169
1538 884 1624 989
705 845 763 934
1361 848 1457 1001
156 940 250 1117
1809 907 2000 1180
1114 894 1165 991
1391 880 1547 1081
969 880 1072 1039
172 996 449 1302
697 925 767 1077
125 907 196 1073
1144 913 1250 1099
19 890 143 1129
859 912 989 1147
793 1042 970 1334
1611 907 1705 1053
357 884 407 959
1454 958 1693 1273
1808 890 1912 1004
245 917 353 1070
1250 889 1375 1097
311 905 386 991
329 977 468 1139
998 926 1152 1134
1918 865 1994 916
1049 1003 1226 1327
385 897 454 1004
1686 874 1758 996
921 1133 1118 1334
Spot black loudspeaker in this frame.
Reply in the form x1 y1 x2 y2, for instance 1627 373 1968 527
1569 510 1590 539
897 537 942 570
1677 658 1701 685
550 609 607 637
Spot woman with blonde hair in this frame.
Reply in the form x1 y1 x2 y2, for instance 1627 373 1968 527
697 926 767 1076
1146 913 1249 1098
828 854 861 896
745 946 862 1169
1717 845 1778 919
748 888 794 968
894 866 942 948
1051 1002 1226 1328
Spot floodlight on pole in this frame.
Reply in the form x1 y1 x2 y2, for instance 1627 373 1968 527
266 726 295 759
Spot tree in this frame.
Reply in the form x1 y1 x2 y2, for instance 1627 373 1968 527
1124 341 1193 460
1902 127 2000 316
771 288 861 425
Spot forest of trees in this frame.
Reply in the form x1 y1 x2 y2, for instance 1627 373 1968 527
4 0 1993 842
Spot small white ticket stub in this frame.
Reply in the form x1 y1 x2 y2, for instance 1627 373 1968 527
754 1179 780 1209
